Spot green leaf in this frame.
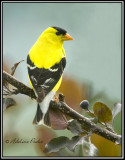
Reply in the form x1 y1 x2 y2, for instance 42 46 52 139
43 136 68 154
66 136 83 152
82 137 98 156
112 102 121 120
44 135 98 155
3 98 16 111
93 102 112 123
67 119 85 135
44 135 85 154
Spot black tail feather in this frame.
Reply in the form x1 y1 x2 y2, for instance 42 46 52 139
33 104 43 124
44 110 51 126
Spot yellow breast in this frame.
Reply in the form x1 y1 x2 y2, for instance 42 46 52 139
29 39 65 69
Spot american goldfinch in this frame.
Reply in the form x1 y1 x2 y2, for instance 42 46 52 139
27 26 73 126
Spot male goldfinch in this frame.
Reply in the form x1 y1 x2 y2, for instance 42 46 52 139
27 26 73 126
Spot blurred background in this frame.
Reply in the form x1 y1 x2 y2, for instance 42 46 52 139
3 2 122 157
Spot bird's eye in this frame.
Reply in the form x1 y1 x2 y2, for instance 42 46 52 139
56 32 61 35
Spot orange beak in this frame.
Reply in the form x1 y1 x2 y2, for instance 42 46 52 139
62 33 73 41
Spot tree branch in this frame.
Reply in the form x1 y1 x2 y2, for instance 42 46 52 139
3 70 36 99
3 70 121 144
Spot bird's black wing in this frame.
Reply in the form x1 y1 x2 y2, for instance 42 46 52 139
27 55 66 102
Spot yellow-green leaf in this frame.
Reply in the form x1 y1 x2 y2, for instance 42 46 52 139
93 102 112 123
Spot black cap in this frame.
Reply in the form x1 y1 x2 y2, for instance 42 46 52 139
52 26 67 35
